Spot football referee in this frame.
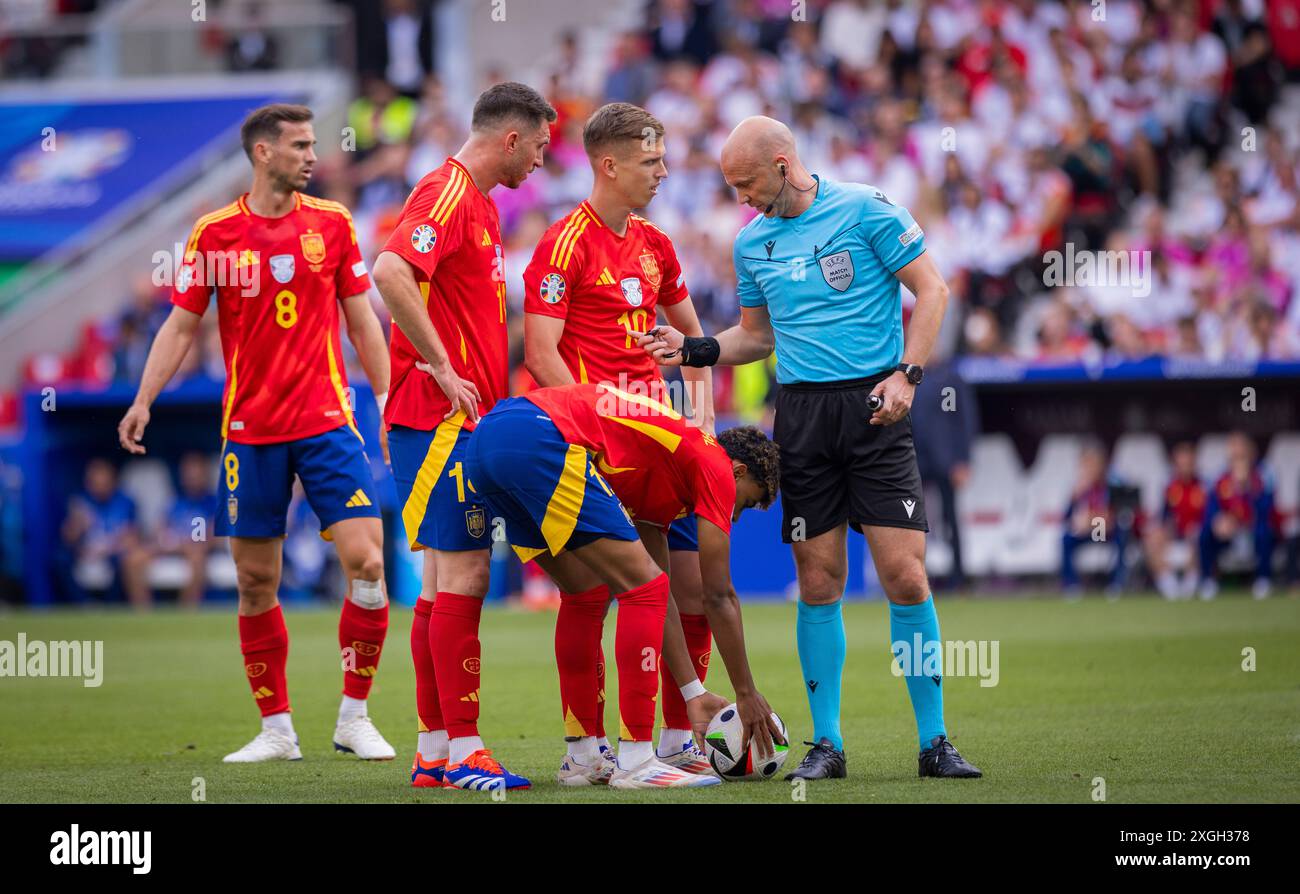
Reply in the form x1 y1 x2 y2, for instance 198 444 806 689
638 116 980 781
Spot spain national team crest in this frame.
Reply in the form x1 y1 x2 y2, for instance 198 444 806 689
227 495 238 525
638 251 661 289
269 254 295 284
300 231 326 269
465 508 486 539
818 250 855 292
539 272 566 304
619 276 643 307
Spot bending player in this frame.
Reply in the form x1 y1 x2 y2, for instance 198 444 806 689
523 102 717 777
464 382 786 789
371 82 555 792
118 104 395 763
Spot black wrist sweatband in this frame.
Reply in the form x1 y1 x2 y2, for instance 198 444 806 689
681 335 721 367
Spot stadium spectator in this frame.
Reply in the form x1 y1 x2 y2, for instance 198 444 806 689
1061 442 1127 599
59 458 151 608
1143 441 1206 600
1197 431 1278 600
155 452 221 608
224 1 279 73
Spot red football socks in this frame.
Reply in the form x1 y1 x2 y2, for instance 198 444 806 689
411 598 443 733
555 584 610 737
661 612 711 729
430 591 484 739
614 573 670 742
339 598 388 699
239 604 290 717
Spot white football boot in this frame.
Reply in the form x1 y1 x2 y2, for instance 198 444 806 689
333 716 397 760
556 750 615 786
609 756 721 789
223 728 303 763
657 741 717 776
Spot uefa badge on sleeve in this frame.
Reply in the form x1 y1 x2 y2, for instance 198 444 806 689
227 495 238 526
539 272 566 304
411 224 437 254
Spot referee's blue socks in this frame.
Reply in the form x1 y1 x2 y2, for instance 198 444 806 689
796 600 845 751
890 595 948 749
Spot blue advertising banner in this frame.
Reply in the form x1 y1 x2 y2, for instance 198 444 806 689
0 95 283 261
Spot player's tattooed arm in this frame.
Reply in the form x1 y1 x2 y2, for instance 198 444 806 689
870 252 949 426
372 251 481 422
696 518 785 758
661 298 715 434
523 313 576 387
118 305 203 455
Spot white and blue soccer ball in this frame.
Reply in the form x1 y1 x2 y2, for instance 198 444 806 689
704 704 789 781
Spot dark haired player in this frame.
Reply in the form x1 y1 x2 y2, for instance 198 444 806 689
119 103 395 763
371 82 556 792
464 382 786 789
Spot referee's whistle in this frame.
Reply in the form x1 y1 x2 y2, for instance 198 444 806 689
866 393 884 413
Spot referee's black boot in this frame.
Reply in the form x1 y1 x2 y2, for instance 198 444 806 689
784 738 847 781
918 735 982 778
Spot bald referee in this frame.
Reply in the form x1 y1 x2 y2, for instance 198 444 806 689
638 116 980 781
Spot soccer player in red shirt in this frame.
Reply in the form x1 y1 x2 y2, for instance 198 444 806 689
523 103 719 781
464 382 786 788
118 104 396 763
371 82 555 792
1144 441 1206 600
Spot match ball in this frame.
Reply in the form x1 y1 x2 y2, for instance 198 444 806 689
703 704 789 781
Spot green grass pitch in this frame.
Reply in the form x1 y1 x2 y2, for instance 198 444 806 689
1 594 1297 803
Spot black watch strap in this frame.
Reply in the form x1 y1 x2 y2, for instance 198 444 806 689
896 363 923 385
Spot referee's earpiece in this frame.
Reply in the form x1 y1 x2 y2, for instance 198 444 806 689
779 163 787 177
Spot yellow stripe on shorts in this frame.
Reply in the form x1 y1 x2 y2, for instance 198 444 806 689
401 411 466 550
540 444 590 556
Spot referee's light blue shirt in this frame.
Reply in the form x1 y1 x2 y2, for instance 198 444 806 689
734 175 926 384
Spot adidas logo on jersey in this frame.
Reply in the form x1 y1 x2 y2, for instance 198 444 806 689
460 690 480 703
596 267 616 286
345 489 372 508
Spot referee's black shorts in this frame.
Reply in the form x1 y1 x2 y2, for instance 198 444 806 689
774 369 928 544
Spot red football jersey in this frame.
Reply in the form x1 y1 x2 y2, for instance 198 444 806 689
170 192 371 445
524 382 734 533
381 157 507 432
524 201 688 392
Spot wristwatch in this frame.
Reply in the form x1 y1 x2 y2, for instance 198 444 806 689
896 363 924 385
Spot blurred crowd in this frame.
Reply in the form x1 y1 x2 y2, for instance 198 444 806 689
1059 431 1296 599
18 0 1300 410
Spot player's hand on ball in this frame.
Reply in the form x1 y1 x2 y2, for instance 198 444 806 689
869 371 914 426
686 689 730 751
416 361 481 423
118 403 151 455
633 326 685 366
737 689 785 759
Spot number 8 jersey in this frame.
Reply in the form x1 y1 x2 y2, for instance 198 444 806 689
523 200 689 390
170 192 372 444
